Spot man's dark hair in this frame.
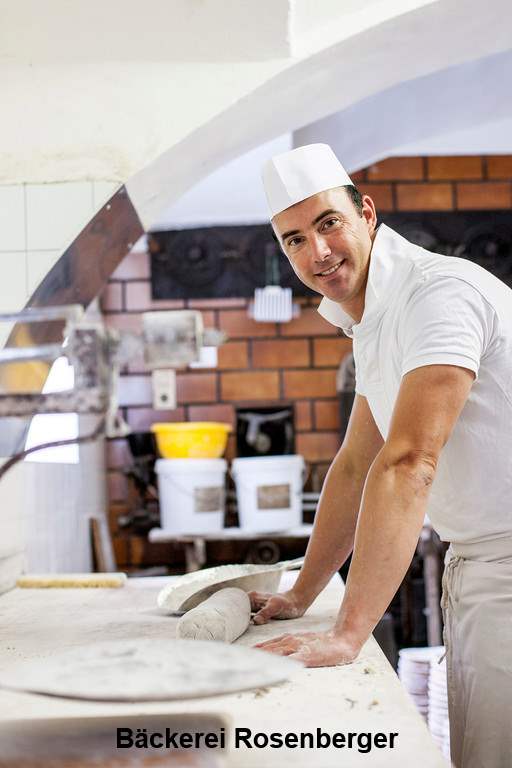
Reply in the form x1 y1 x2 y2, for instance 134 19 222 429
344 184 363 216
271 184 364 242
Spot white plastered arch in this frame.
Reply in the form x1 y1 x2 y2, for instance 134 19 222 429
125 0 512 228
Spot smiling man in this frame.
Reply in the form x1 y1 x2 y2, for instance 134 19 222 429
250 144 512 768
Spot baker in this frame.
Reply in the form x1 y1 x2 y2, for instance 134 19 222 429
250 143 512 768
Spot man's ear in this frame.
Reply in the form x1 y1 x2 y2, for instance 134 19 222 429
361 195 378 234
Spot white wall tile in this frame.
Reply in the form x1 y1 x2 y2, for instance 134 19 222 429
26 182 94 251
0 252 27 311
93 181 120 211
26 250 60 296
0 185 26 252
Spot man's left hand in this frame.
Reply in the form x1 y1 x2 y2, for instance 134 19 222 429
254 629 361 668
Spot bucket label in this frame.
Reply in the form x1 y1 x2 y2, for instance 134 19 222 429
257 484 291 510
194 486 224 513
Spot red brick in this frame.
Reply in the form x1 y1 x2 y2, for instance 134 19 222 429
104 312 142 334
367 157 424 181
217 341 249 370
456 182 511 210
487 156 512 179
106 439 130 470
198 311 216 328
396 183 453 211
187 403 235 427
358 183 394 211
296 432 340 462
126 406 186 431
313 337 352 367
176 373 217 403
314 400 340 430
252 339 310 368
428 156 482 180
350 169 366 183
220 371 280 401
188 298 247 309
111 250 150 280
125 281 186 312
218 310 277 339
280 308 338 337
294 400 312 431
107 471 128 502
118 375 152 407
100 282 123 312
283 370 337 398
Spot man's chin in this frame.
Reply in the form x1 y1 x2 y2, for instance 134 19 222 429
321 287 349 303
313 276 351 303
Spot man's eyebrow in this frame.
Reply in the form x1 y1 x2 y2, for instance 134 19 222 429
280 228 300 242
312 208 340 225
279 209 341 242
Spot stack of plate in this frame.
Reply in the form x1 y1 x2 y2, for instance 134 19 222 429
428 655 450 755
441 717 451 760
398 646 444 720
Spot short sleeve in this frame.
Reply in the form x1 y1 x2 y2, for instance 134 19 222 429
354 367 366 396
399 277 495 379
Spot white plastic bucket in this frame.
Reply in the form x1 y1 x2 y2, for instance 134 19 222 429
156 458 227 535
231 455 305 533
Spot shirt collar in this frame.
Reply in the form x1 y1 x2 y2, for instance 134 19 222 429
317 223 414 337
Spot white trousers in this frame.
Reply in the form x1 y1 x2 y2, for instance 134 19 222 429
442 540 512 768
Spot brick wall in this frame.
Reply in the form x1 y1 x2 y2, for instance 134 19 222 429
103 286 351 567
352 155 512 211
102 154 512 569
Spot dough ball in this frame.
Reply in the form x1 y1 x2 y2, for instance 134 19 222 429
176 587 250 643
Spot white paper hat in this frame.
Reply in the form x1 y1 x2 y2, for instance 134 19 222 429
262 143 352 218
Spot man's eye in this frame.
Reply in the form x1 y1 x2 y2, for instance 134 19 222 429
288 237 302 247
321 218 338 230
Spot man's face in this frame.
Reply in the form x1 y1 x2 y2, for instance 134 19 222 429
273 187 376 306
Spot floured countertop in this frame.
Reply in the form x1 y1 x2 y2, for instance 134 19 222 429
0 573 448 767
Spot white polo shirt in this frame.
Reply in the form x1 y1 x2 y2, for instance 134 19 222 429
318 223 512 545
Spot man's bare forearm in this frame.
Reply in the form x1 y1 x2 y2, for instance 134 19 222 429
334 449 433 648
291 450 369 609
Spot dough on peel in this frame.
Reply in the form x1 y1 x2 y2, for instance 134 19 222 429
176 588 250 642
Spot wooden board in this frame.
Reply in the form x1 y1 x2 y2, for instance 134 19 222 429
0 713 227 767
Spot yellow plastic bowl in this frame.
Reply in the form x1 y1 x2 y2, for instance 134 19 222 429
151 422 232 459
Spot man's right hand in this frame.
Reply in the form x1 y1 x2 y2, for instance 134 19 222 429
249 589 307 624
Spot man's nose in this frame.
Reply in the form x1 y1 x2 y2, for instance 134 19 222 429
311 234 331 261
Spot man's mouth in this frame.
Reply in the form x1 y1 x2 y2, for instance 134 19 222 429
316 259 345 277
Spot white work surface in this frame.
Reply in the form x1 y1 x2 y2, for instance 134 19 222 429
0 573 448 767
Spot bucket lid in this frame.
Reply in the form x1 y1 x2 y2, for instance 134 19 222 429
231 455 305 473
156 458 228 474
